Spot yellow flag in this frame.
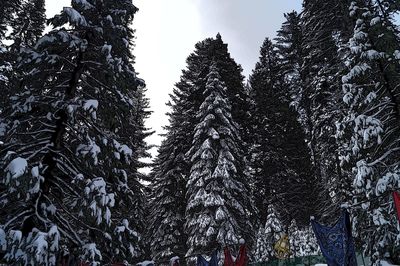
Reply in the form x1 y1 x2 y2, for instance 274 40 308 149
274 234 290 259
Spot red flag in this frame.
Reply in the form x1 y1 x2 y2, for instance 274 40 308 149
393 192 400 223
235 245 247 266
223 245 247 266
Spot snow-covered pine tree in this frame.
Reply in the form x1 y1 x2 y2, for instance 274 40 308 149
183 34 252 161
10 0 46 48
274 11 304 107
0 0 147 264
146 79 192 265
248 38 281 226
147 137 187 265
288 221 319 258
185 62 254 256
208 34 252 156
288 220 300 258
126 85 153 261
1 0 46 136
0 0 26 111
146 38 213 266
337 0 400 263
255 205 282 262
148 34 252 263
249 38 319 227
298 0 354 219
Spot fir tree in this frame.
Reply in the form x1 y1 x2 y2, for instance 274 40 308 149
10 0 46 47
274 11 304 107
0 0 147 264
148 34 252 263
288 221 319 258
148 137 187 265
184 34 251 160
249 38 319 227
147 78 190 264
185 63 254 256
255 205 282 262
298 0 354 219
337 0 400 263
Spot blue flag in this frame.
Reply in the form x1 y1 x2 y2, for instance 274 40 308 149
196 250 219 266
311 210 357 266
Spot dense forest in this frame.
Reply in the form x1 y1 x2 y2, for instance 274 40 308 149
0 0 399 265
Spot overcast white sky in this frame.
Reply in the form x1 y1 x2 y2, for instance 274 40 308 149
46 0 303 156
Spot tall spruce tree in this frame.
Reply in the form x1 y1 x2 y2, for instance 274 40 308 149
183 34 251 160
0 0 29 118
147 85 192 265
148 34 252 263
274 11 304 107
148 136 187 265
185 63 254 256
127 85 153 262
248 38 280 226
337 0 400 263
249 38 319 227
0 0 147 264
298 0 354 219
147 76 191 264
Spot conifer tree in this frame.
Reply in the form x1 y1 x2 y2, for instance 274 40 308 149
288 222 319 258
148 34 251 263
297 0 355 219
0 0 27 116
10 0 46 47
184 34 251 158
185 63 254 256
249 38 319 227
148 137 187 265
147 77 190 264
337 0 400 263
255 205 282 262
274 11 304 107
147 104 190 264
0 0 147 264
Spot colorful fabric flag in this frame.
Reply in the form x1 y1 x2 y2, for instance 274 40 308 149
197 250 219 266
311 210 357 266
393 192 400 223
274 234 290 259
224 245 247 266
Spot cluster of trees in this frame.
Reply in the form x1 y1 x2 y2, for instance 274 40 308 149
148 0 400 265
0 0 399 265
0 0 152 265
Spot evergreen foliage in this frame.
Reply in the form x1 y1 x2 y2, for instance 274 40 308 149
10 0 46 47
148 34 252 262
0 0 22 40
255 205 282 262
185 63 254 256
249 38 319 228
0 0 149 264
337 0 400 263
1 0 400 264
